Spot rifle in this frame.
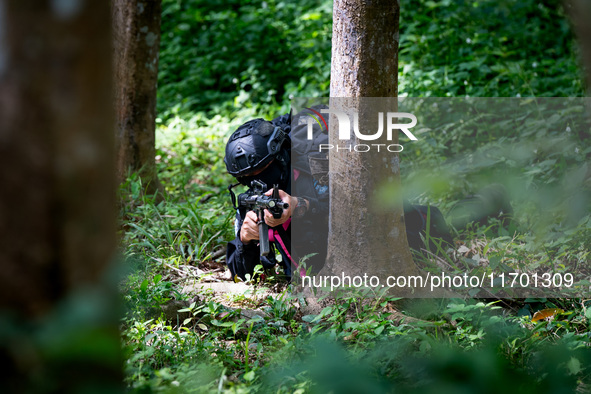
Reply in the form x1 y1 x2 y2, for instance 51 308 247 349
231 180 289 257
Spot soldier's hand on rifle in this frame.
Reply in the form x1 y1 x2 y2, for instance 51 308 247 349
240 210 260 243
263 189 292 227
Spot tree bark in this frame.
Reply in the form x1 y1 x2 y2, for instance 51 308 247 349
322 0 421 291
0 1 122 390
330 0 399 97
113 0 163 195
563 0 591 91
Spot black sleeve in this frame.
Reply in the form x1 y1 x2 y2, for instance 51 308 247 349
225 208 278 281
226 238 260 281
293 172 329 218
291 172 329 275
303 193 329 217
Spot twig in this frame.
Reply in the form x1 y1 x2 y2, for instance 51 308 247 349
212 247 227 260
163 262 190 277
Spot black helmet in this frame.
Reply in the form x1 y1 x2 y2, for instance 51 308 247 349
224 118 288 177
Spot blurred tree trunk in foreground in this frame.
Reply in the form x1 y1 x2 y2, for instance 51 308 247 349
322 0 421 288
564 0 591 90
113 0 164 195
0 1 122 391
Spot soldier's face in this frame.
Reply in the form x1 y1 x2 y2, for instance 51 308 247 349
237 159 282 189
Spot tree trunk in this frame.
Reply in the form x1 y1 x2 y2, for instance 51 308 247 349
0 1 122 390
564 0 591 90
321 0 421 291
113 0 163 195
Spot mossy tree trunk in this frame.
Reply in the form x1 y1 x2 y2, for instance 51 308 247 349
0 1 122 390
113 0 163 195
321 0 421 287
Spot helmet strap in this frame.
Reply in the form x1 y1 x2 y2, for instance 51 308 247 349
276 149 290 187
228 182 241 210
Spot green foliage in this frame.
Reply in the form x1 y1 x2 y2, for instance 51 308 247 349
158 0 332 119
156 0 584 123
119 180 232 267
120 275 591 392
119 116 237 266
119 0 591 391
397 97 591 298
258 298 591 393
399 0 584 98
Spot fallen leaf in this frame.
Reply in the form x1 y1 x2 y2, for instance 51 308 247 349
532 308 564 322
458 245 470 254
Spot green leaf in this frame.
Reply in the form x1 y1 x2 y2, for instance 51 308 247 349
243 371 255 382
140 279 149 293
302 314 319 323
488 255 501 269
567 357 581 375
